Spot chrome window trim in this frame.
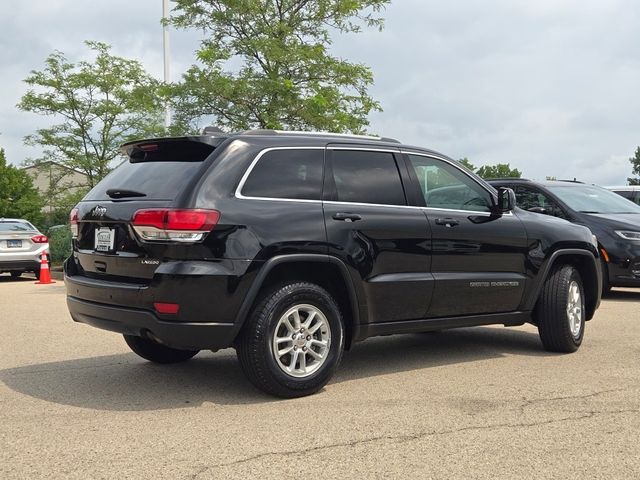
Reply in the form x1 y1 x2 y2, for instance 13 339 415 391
234 146 512 215
235 146 325 202
323 200 497 216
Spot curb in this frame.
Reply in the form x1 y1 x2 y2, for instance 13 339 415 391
50 269 64 281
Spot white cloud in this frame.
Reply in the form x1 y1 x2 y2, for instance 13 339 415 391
1 0 639 185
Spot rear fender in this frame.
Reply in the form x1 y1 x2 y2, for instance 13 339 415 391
233 254 362 347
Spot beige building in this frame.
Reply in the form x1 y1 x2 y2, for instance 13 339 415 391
22 162 89 213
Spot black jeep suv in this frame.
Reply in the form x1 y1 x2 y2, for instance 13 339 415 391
65 131 602 397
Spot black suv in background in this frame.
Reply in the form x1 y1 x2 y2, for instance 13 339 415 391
489 179 640 294
65 131 601 397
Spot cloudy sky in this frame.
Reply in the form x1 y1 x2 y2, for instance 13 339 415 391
1 0 639 185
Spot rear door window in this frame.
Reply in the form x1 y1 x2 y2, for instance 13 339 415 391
330 150 406 205
241 149 324 200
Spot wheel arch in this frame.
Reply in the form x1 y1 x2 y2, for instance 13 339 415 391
526 249 601 321
234 255 361 349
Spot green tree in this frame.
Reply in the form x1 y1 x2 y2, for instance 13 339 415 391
169 0 389 133
0 149 44 224
18 41 166 188
628 147 640 185
476 163 522 179
458 157 476 172
43 188 89 230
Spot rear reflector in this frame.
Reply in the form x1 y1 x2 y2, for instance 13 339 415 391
31 235 48 244
132 209 220 242
70 207 79 238
153 302 180 315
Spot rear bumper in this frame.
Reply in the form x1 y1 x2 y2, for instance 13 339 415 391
0 259 41 272
0 244 48 270
67 295 238 350
64 256 256 350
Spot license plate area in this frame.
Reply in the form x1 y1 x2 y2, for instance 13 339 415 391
94 227 115 252
7 240 22 248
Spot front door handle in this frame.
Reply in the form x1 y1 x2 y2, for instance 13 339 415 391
332 212 362 222
434 218 460 227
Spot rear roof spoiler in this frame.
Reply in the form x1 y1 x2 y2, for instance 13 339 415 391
120 136 227 163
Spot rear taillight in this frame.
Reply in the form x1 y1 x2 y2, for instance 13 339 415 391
31 235 48 244
70 207 79 238
131 209 220 242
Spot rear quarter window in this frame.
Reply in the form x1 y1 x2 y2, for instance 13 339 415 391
241 149 324 200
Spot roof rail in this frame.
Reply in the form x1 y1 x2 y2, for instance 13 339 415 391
240 129 401 144
557 178 584 184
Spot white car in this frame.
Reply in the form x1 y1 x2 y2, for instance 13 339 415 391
0 218 49 279
606 186 640 206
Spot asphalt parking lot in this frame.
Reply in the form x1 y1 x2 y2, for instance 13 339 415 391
1 276 639 479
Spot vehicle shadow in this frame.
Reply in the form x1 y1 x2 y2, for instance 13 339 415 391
0 274 35 283
604 288 640 302
0 327 547 410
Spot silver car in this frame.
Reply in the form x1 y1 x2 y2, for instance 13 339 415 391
606 186 640 206
0 218 50 279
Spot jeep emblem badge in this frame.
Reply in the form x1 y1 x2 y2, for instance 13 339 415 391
92 206 107 217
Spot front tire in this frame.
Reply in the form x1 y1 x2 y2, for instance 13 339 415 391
236 282 344 398
124 335 199 364
535 265 585 353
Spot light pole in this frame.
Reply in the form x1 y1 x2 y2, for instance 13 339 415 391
162 0 171 130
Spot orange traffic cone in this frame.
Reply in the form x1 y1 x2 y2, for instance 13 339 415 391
35 251 55 284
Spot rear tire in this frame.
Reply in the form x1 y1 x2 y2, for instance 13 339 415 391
236 282 344 398
124 335 199 364
10 271 22 278
535 265 585 353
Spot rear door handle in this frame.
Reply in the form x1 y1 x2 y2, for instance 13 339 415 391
434 218 459 227
332 212 362 222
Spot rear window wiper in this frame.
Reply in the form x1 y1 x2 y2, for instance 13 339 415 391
106 189 147 199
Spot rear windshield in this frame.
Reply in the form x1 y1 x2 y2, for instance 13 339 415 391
0 221 36 232
84 141 214 201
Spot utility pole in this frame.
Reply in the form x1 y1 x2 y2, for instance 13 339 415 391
162 0 171 130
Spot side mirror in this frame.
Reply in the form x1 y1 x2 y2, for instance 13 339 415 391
496 187 516 213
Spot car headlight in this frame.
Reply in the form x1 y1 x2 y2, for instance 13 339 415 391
590 234 598 249
615 230 640 241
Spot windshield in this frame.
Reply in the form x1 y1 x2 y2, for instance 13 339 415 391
547 185 640 214
0 221 36 232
